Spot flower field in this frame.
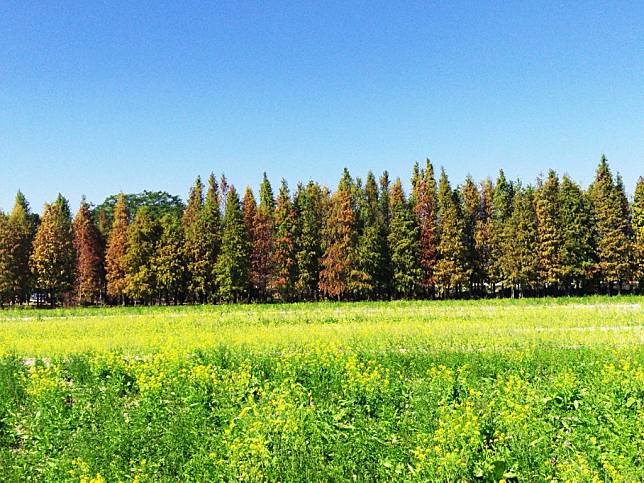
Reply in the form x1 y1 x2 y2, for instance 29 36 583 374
0 297 642 481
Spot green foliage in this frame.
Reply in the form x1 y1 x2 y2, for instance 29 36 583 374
507 186 538 295
271 180 297 301
560 176 595 290
588 155 633 292
153 214 186 303
124 207 160 303
536 170 564 288
215 187 250 302
0 192 37 305
632 177 644 286
294 182 326 300
388 179 423 297
435 169 468 295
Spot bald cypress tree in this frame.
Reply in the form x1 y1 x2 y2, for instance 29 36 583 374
106 193 129 304
588 156 632 294
73 197 103 304
535 170 563 294
215 187 250 302
632 177 644 290
435 169 468 298
249 173 276 301
412 159 439 297
320 170 357 300
560 175 595 293
30 195 76 307
388 178 422 298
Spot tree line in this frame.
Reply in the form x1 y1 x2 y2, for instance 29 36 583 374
0 155 642 307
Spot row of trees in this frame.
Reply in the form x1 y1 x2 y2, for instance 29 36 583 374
0 156 642 306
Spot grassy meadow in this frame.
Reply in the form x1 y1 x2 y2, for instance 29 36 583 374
0 297 642 481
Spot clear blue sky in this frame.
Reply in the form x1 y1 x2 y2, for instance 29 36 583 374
1 1 642 212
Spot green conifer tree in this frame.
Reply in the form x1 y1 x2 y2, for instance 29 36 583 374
507 186 538 297
353 171 387 299
434 169 468 297
535 170 563 293
272 179 298 301
632 177 644 290
588 155 632 294
388 178 423 298
153 213 186 304
294 182 327 300
215 187 250 302
560 176 595 293
490 170 515 295
461 176 482 295
124 207 160 304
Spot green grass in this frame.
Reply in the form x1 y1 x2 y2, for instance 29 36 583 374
0 297 642 480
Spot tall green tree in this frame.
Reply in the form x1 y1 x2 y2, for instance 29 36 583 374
588 156 632 294
202 173 222 301
0 192 37 304
559 176 595 292
490 171 515 295
388 178 422 298
434 169 468 297
124 207 160 304
632 177 644 289
474 179 494 296
215 187 250 302
535 170 563 293
243 186 260 301
378 171 393 298
461 176 482 295
153 213 186 304
30 195 76 307
0 213 12 306
353 172 387 299
294 182 327 301
73 197 103 304
183 176 208 302
506 186 539 297
271 179 297 301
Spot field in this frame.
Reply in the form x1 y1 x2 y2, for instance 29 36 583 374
0 297 642 481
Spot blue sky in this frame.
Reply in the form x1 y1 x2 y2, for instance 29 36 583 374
1 1 642 212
